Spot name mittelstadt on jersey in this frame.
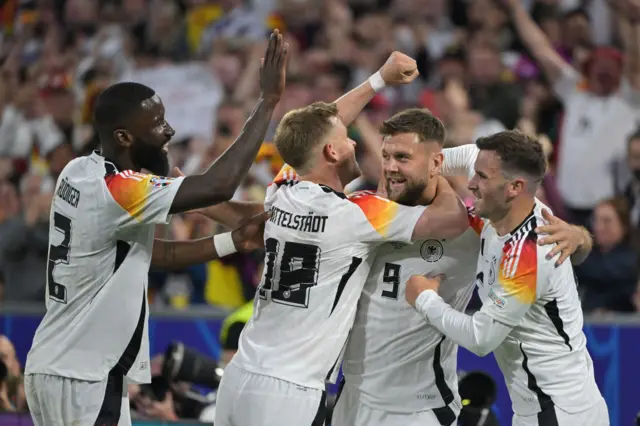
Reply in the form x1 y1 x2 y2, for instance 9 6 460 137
56 178 81 208
269 206 328 233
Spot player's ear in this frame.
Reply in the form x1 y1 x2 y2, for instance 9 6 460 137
113 129 133 148
508 177 526 197
432 151 444 177
322 143 339 164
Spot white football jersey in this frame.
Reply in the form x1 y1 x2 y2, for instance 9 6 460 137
233 166 427 390
476 200 602 416
342 212 482 413
25 151 184 384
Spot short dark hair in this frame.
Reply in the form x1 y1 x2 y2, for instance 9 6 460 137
380 108 446 145
476 130 547 181
93 82 156 132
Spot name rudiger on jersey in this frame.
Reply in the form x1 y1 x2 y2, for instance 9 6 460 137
56 178 81 208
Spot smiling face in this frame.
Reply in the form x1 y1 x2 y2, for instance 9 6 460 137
378 108 447 204
467 149 513 220
118 95 175 176
467 131 547 221
381 133 442 205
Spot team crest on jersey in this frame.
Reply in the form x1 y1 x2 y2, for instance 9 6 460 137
420 240 444 262
150 176 175 187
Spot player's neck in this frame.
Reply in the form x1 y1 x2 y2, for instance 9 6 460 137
417 178 438 206
100 146 137 172
491 196 536 237
297 168 345 193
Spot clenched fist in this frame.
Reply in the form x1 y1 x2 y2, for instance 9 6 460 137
379 52 419 86
406 274 444 307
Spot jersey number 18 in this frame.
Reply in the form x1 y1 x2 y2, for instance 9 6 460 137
258 237 361 310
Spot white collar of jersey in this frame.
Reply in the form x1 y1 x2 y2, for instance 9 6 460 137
91 150 121 174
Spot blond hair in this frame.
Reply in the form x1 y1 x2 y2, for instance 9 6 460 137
274 102 339 171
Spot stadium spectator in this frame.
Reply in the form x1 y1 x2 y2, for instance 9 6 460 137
574 197 638 313
621 130 640 235
0 175 51 303
505 0 640 227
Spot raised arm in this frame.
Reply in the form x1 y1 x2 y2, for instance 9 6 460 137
169 30 288 214
502 0 573 83
411 176 469 240
334 52 419 126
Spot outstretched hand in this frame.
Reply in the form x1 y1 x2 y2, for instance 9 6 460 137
260 29 289 108
231 211 270 252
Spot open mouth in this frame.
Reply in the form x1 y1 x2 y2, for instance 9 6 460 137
387 178 406 190
162 143 169 153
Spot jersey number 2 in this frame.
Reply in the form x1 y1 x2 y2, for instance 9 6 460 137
47 212 72 303
259 238 321 308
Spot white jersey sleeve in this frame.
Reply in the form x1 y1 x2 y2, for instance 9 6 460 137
103 171 185 230
346 191 426 244
442 144 478 180
479 229 548 328
552 65 582 103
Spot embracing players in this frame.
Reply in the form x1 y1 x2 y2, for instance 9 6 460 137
212 55 470 426
196 51 592 426
332 112 592 426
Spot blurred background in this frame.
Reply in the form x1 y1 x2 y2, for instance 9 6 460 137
0 0 639 424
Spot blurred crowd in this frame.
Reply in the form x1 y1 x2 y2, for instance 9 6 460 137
2 0 640 322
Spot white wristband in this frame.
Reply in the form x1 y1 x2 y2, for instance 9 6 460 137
368 71 386 92
213 232 237 258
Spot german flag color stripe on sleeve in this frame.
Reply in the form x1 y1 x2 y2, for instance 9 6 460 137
105 171 153 220
271 164 298 187
348 192 398 237
499 232 537 304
